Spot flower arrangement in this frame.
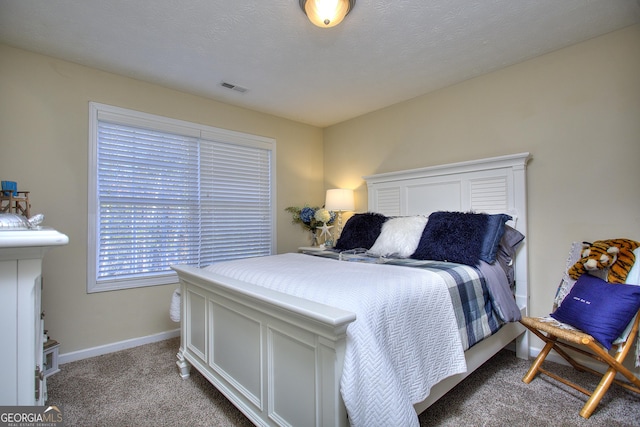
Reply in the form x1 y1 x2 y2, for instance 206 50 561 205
286 205 337 246
285 205 335 232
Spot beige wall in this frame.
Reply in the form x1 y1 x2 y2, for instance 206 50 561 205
0 44 325 353
2 24 639 357
324 24 640 342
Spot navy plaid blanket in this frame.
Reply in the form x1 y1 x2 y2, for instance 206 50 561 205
306 250 501 349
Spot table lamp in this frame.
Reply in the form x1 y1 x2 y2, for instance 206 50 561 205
324 188 354 239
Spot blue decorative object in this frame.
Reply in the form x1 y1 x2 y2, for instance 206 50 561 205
1 181 17 197
299 206 316 224
479 213 512 263
412 211 488 265
551 274 640 349
334 212 388 250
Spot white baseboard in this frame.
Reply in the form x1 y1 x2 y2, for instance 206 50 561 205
528 343 574 366
59 329 180 365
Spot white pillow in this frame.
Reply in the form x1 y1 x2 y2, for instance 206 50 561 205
368 216 428 258
625 247 640 285
614 247 640 345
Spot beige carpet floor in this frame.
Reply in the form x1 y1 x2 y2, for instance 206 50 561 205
46 337 640 426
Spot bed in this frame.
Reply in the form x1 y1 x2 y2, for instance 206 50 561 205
172 152 531 427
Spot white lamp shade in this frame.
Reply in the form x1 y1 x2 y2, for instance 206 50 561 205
325 189 354 211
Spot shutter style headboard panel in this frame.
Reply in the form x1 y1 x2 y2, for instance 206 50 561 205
364 152 531 316
365 152 529 221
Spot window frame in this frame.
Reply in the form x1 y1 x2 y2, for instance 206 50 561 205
87 102 276 293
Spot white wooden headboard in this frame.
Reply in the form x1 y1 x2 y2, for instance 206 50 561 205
364 152 531 327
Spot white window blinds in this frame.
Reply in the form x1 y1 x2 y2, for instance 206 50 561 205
88 103 275 292
199 140 273 263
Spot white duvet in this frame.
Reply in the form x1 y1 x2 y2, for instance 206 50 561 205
204 253 467 427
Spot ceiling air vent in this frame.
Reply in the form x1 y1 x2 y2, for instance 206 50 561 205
220 81 248 93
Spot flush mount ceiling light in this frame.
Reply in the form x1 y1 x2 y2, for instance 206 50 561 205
299 0 356 28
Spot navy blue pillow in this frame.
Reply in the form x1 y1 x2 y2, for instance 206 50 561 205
411 211 487 266
479 214 512 263
334 212 388 250
550 274 640 349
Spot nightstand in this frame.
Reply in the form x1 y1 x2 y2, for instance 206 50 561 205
0 228 68 405
43 339 61 377
298 246 327 252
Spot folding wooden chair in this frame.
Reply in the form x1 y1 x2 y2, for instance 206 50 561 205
520 242 640 419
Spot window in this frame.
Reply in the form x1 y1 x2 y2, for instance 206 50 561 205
88 102 275 292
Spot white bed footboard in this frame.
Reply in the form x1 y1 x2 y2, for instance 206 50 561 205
172 264 355 427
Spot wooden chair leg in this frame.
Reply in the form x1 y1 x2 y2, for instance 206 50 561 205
523 338 555 384
579 335 640 418
580 367 617 419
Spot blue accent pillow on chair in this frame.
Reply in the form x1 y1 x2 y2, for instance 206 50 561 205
550 274 640 349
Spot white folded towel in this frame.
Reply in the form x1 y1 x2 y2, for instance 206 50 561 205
170 287 181 322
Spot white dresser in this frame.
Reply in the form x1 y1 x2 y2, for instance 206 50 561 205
0 228 68 405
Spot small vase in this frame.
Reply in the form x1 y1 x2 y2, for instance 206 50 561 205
310 230 319 246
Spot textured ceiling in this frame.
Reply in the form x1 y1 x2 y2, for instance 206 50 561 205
1 0 639 127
